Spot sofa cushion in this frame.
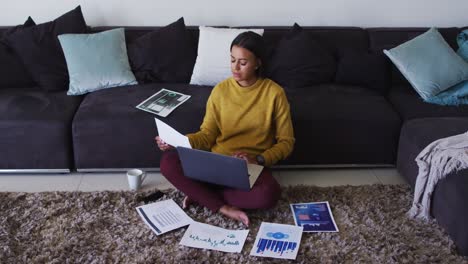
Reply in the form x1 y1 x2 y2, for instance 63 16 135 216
367 27 461 86
128 17 197 84
0 17 36 89
58 28 137 95
387 85 468 121
0 88 82 169
72 83 213 169
397 117 468 255
383 28 468 100
267 23 336 88
5 6 88 91
458 29 468 60
189 26 264 86
335 50 390 95
282 84 401 165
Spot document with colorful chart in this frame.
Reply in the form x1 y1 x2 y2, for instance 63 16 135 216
179 221 249 253
136 88 190 117
290 201 339 232
250 222 303 260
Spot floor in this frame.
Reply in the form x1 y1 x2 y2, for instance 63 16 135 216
0 168 407 192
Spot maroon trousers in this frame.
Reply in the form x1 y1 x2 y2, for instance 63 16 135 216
160 150 281 212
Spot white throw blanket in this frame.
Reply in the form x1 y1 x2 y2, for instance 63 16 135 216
408 131 468 220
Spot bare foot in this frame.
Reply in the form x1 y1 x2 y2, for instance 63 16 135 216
219 205 250 226
182 196 194 209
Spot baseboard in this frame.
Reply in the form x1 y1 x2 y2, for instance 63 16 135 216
0 169 70 174
273 164 395 169
77 167 161 173
76 164 395 173
0 164 395 174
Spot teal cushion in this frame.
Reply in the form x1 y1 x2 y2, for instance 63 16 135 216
384 28 468 100
458 29 468 61
425 81 468 106
58 28 137 95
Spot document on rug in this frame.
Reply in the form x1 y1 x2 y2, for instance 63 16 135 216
179 221 249 253
154 118 192 149
136 199 193 235
290 201 339 232
136 88 190 117
250 222 303 260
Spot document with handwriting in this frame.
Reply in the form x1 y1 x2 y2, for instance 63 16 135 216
179 221 249 253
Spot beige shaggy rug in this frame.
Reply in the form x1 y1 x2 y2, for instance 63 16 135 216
1 184 467 264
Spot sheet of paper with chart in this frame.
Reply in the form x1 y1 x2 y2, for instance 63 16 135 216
136 199 193 235
250 222 303 260
136 88 190 117
290 201 339 232
179 221 249 253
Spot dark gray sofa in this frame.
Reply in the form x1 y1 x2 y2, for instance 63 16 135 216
71 26 404 170
1 25 468 255
397 118 468 256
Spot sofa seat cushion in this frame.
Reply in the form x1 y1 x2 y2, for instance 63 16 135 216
0 88 82 169
397 117 468 186
282 84 401 165
388 85 468 121
397 117 468 255
72 83 213 169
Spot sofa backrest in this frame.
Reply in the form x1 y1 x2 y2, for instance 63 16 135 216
90 26 464 90
1 25 465 92
92 25 369 58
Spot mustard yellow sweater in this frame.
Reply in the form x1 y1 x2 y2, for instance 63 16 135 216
187 77 295 167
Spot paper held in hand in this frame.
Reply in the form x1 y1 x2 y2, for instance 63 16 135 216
136 88 190 117
154 118 192 149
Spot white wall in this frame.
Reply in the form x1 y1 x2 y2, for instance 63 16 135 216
2 0 467 28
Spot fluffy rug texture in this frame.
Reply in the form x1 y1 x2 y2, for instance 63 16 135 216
1 184 467 264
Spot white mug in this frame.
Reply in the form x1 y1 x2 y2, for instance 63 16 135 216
127 169 147 191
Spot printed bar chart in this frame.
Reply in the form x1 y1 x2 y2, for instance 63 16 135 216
256 238 297 255
250 222 303 260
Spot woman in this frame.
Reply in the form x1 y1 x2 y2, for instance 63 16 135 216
156 31 295 226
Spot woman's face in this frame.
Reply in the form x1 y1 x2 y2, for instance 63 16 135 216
231 45 260 86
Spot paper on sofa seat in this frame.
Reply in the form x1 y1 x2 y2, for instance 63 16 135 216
155 118 192 149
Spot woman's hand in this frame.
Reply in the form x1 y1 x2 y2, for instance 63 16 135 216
232 151 258 164
155 136 174 151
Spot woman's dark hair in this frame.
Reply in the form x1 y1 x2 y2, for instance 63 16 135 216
230 31 266 77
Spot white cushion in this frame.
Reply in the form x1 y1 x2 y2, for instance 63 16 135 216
190 26 264 86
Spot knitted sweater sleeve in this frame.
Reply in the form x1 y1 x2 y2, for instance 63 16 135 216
186 91 220 151
261 89 295 166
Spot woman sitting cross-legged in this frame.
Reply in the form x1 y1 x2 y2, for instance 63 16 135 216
156 31 295 226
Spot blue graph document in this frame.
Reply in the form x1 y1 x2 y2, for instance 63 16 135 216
179 221 249 253
250 222 303 260
290 201 339 232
